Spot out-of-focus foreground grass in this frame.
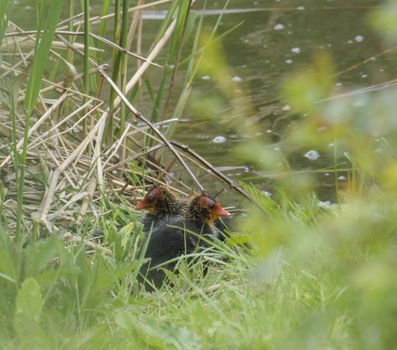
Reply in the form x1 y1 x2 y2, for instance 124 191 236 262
1 1 397 349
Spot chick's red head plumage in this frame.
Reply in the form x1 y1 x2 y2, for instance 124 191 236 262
135 186 162 212
135 186 179 214
188 193 230 223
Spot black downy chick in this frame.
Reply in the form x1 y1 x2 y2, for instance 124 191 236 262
136 185 233 240
138 192 230 289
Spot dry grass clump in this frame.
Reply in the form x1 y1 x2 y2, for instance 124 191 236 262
0 1 252 238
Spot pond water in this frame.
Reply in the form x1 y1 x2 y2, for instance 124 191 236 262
10 0 396 204
173 0 397 203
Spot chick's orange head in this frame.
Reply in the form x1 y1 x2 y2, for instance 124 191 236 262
197 194 230 219
135 186 162 211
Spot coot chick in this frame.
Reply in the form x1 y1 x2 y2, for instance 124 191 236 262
139 192 230 289
136 185 234 240
135 185 185 233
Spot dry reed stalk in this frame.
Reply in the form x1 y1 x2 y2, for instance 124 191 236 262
95 64 204 191
57 0 172 31
30 4 198 226
63 232 112 255
33 0 202 228
0 93 68 167
170 141 259 205
5 30 163 67
0 0 257 237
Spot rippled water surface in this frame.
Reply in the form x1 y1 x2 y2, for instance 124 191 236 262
173 0 396 201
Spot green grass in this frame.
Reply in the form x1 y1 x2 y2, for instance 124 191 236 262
1 187 396 349
1 0 397 349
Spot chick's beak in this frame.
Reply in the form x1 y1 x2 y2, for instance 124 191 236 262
135 198 148 210
212 203 230 218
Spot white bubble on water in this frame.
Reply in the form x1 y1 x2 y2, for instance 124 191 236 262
304 150 320 161
291 47 301 54
355 35 364 42
201 75 211 80
232 76 242 82
285 59 293 64
274 23 285 31
212 136 227 144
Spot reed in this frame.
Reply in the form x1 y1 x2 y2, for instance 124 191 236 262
14 1 64 242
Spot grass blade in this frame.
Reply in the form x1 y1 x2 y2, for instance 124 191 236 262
17 0 64 241
83 0 90 136
24 1 64 113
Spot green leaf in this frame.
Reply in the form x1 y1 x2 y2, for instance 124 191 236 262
14 277 44 338
24 236 59 279
115 312 168 348
24 0 64 113
0 231 18 285
115 312 201 349
15 277 43 323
